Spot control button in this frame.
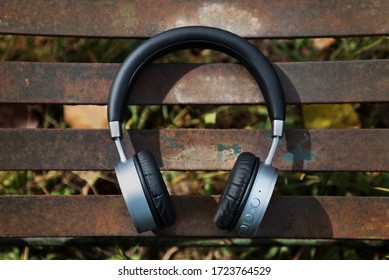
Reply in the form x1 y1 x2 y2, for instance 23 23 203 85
251 198 260 208
240 225 249 232
245 214 254 222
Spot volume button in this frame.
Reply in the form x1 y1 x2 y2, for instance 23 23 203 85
245 214 254 222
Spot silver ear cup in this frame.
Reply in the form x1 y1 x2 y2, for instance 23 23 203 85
233 162 278 236
115 158 157 233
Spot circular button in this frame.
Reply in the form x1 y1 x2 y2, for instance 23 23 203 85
245 214 254 222
251 198 260 208
240 225 249 232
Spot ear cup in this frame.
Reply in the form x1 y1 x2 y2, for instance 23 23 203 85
133 151 176 228
214 152 260 230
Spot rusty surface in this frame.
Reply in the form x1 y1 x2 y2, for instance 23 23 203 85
0 195 388 239
0 0 388 38
1 61 388 104
0 128 388 171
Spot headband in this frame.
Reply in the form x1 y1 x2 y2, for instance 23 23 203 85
108 26 285 139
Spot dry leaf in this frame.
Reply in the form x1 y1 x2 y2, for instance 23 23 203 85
311 38 336 51
64 105 108 128
302 104 360 129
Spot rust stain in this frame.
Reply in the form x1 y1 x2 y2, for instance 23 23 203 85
0 196 388 238
1 0 388 37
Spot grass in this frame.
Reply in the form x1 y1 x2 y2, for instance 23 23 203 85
0 34 388 259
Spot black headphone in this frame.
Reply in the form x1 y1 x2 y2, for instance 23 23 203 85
108 26 285 236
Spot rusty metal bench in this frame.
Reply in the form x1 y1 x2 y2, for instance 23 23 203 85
0 1 388 244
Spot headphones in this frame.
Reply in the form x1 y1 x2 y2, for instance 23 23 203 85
108 26 285 236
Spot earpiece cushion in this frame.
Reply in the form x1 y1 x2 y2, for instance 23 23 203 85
135 151 176 227
214 152 259 230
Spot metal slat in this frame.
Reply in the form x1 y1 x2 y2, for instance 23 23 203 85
0 129 388 171
1 61 388 104
0 195 388 239
1 0 388 38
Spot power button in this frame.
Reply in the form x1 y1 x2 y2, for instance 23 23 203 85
251 198 260 208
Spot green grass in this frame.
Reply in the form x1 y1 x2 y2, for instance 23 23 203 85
0 34 388 259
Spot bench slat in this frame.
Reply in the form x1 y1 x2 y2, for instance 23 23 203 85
1 0 388 38
0 195 388 239
1 129 388 171
1 60 388 104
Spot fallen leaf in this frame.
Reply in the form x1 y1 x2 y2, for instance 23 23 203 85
64 105 108 128
311 38 336 51
302 104 360 128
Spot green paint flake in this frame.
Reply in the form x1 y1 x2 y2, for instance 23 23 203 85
215 144 241 160
161 135 184 150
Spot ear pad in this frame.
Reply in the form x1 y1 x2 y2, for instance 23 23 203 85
214 152 260 230
133 151 176 228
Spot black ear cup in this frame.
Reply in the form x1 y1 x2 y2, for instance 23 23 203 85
214 152 260 230
133 151 176 228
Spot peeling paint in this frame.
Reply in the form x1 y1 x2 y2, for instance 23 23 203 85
215 144 241 161
161 135 184 150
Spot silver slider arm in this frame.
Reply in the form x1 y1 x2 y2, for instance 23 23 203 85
265 136 279 166
109 121 127 162
264 120 284 166
114 138 127 163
